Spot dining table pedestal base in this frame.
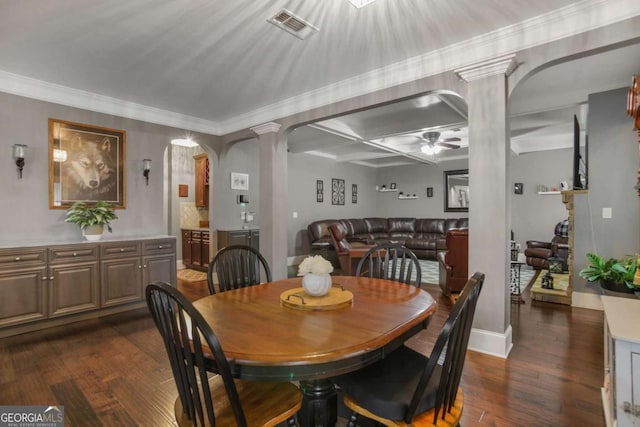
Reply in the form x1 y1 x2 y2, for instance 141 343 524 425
298 379 337 427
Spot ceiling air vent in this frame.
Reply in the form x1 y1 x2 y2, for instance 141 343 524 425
267 8 319 40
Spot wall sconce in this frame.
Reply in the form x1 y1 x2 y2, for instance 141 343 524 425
143 159 151 185
12 144 27 179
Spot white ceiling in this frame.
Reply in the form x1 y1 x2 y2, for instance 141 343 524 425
1 0 639 166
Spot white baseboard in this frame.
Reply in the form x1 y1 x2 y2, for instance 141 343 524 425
468 325 513 359
571 291 603 311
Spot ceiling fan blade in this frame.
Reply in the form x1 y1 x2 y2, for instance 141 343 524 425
441 137 461 143
436 142 460 149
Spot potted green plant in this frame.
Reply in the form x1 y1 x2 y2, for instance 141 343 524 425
579 252 639 296
65 201 118 241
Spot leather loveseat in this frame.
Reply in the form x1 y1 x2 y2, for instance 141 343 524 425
308 217 468 261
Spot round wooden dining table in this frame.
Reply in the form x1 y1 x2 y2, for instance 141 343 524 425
192 275 436 427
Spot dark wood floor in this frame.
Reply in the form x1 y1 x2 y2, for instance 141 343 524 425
0 278 605 426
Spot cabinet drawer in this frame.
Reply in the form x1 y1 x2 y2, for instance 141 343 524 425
143 239 176 256
0 248 46 269
49 244 99 264
100 242 141 259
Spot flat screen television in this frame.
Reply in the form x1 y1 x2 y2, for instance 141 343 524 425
573 114 588 189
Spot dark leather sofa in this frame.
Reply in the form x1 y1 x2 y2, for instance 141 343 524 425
308 217 468 261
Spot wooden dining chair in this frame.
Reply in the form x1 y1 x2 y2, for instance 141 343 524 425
146 282 302 427
207 245 272 294
355 243 422 287
334 272 485 427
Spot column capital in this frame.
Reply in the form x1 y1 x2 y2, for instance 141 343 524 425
455 54 517 83
251 122 282 135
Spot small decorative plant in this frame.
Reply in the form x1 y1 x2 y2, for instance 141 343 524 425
579 252 638 290
65 201 118 232
297 255 334 276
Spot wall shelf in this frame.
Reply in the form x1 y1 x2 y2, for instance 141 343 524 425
378 188 398 193
398 195 418 200
537 191 561 195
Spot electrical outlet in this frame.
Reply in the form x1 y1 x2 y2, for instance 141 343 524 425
240 212 246 220
292 211 298 219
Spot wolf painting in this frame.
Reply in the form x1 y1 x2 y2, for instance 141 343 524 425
60 133 118 203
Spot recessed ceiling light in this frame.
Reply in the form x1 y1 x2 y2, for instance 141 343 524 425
348 0 379 8
171 138 198 147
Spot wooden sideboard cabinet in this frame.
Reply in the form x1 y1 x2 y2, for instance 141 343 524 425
194 153 209 208
101 238 177 307
0 247 48 328
217 229 259 251
48 244 100 318
182 229 210 271
0 237 176 337
602 296 640 427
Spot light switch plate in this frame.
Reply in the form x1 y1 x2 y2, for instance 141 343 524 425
602 207 612 219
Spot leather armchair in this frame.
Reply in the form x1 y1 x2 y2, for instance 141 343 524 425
437 228 469 296
328 224 374 275
524 220 569 271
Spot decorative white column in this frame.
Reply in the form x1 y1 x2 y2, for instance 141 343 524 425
251 122 288 280
455 54 517 358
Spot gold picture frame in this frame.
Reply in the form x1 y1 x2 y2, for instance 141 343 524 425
49 118 126 209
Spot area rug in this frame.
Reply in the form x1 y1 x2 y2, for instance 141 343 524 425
417 260 538 290
177 269 208 282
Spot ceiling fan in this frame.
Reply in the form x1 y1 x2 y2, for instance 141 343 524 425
420 131 461 155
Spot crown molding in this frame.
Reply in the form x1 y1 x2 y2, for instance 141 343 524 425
217 0 640 134
1 0 638 136
0 69 221 135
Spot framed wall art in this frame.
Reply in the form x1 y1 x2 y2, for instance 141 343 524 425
426 187 434 198
49 118 126 209
231 172 249 190
352 184 358 204
316 180 324 203
332 178 345 205
444 169 469 212
514 182 523 194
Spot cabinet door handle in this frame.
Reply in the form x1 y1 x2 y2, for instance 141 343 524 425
73 252 77 256
143 264 147 268
158 245 163 249
120 248 125 252
42 277 48 281
15 257 21 261
138 265 142 269
49 276 54 280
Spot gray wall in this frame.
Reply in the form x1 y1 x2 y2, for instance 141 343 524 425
213 139 260 230
287 152 377 257
375 160 469 218
510 148 573 248
0 92 180 242
574 87 640 293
